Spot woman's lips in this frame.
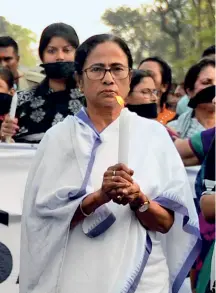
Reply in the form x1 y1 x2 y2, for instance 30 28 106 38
99 90 117 97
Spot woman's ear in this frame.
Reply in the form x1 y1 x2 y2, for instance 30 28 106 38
75 72 84 93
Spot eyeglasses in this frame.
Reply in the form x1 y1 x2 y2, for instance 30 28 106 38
131 89 159 97
83 65 131 80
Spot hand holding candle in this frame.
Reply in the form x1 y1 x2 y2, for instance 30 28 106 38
5 92 18 143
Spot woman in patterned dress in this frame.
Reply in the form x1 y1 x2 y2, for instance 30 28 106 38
0 23 84 143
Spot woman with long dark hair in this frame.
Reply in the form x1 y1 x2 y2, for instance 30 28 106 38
139 56 175 125
167 58 215 138
0 23 84 143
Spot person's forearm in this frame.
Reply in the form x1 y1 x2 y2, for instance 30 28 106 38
200 193 215 223
70 189 107 228
135 195 174 234
183 156 200 166
175 139 199 166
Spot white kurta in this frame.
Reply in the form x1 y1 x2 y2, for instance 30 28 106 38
61 118 169 293
20 109 200 293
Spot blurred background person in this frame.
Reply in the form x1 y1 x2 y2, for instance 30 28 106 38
0 67 14 121
126 69 179 140
202 45 215 59
0 23 84 143
126 69 158 119
175 82 186 100
139 56 175 125
175 126 215 293
0 36 43 90
166 83 180 113
167 58 215 138
176 45 215 117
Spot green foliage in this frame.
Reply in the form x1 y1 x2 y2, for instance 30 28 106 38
0 16 37 67
102 0 215 82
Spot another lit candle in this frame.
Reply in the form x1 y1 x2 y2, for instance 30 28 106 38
6 92 18 143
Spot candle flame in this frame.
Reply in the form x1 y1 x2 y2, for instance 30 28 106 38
116 96 124 107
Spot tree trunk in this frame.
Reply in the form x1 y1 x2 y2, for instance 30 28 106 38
206 0 215 27
191 0 203 50
174 34 182 59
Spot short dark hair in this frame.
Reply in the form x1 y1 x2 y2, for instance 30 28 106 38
184 57 215 94
0 66 14 89
202 45 215 57
75 34 133 75
39 23 79 60
0 36 19 55
139 56 172 108
129 69 155 94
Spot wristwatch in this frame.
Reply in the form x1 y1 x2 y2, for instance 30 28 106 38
138 199 150 212
130 196 150 213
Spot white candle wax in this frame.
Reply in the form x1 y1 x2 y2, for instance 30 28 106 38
9 92 18 119
5 92 18 143
118 108 130 165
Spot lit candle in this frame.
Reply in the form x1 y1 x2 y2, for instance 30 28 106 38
116 96 130 165
5 92 18 143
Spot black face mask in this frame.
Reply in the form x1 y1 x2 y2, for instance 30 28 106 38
188 85 216 109
40 62 75 79
0 93 12 116
127 103 158 119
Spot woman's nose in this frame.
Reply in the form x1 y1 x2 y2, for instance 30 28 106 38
56 50 65 61
102 70 114 84
151 93 158 103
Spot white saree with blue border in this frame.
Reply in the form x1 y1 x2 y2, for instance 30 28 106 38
20 108 201 293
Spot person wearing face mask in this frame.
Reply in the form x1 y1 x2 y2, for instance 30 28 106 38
167 58 215 139
126 70 179 141
126 69 158 119
0 23 84 143
176 45 215 117
139 56 176 125
0 67 15 122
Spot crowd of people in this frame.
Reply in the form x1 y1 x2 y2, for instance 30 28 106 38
0 22 215 293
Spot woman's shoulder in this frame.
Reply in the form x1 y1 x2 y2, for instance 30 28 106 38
17 87 37 107
44 115 74 141
167 109 192 126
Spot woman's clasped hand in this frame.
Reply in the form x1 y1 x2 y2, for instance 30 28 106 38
101 163 142 206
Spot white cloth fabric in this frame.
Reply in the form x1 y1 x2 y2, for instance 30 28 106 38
211 243 215 290
20 109 200 293
0 143 36 215
167 110 205 139
61 121 169 293
186 166 200 199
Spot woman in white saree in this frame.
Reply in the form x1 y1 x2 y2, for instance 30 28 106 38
20 34 201 293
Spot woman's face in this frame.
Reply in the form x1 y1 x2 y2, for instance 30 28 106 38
78 41 131 109
42 37 76 63
192 65 216 97
126 76 158 105
190 65 216 112
0 78 13 95
139 61 167 96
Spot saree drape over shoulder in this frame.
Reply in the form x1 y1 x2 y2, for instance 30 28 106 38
20 108 201 293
